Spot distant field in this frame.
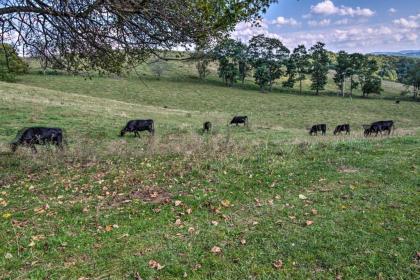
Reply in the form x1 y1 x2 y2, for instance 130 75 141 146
0 63 419 279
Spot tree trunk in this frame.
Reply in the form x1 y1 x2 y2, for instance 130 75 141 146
299 79 302 94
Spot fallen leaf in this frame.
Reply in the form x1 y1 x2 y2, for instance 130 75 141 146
240 239 246 245
0 199 7 207
311 209 318 215
255 198 262 207
105 225 113 232
28 241 36 247
192 263 202 270
186 208 192 214
221 200 230 207
273 259 283 269
268 199 274 206
188 227 195 234
4 253 13 259
298 194 307 200
210 246 222 254
148 259 164 270
174 200 182 207
175 219 182 226
2 213 11 219
31 235 45 241
305 220 314 226
211 221 219 226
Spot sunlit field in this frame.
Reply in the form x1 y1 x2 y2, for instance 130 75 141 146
0 63 419 279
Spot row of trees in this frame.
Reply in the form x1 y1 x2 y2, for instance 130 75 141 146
197 35 419 98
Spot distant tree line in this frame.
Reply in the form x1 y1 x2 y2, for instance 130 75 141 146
196 35 419 99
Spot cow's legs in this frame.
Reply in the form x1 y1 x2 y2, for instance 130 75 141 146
30 144 37 154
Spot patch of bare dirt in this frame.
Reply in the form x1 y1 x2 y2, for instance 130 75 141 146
337 166 359 174
130 187 172 204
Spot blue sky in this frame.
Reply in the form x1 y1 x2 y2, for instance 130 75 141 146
232 0 420 53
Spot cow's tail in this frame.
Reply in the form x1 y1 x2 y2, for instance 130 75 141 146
152 120 155 135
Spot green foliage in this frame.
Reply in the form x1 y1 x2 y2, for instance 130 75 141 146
248 34 289 92
218 58 238 86
333 51 350 96
359 58 382 97
403 60 420 99
213 38 249 86
0 44 28 81
253 64 271 92
148 59 169 79
309 42 330 94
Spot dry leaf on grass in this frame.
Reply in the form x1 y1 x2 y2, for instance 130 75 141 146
240 239 246 245
221 200 230 207
148 259 164 270
273 259 283 269
305 220 314 226
211 221 219 226
174 200 182 206
298 194 307 200
210 246 222 254
311 209 318 215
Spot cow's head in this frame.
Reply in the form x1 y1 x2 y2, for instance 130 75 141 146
120 129 126 137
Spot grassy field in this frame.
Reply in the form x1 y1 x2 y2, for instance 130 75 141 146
0 63 419 279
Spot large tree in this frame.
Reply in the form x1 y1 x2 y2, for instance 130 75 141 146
359 57 382 97
248 34 289 92
347 53 364 97
283 44 309 93
309 42 329 95
403 60 420 99
0 0 276 73
333 51 350 96
213 38 248 86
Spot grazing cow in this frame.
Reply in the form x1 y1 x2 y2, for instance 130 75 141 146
333 124 350 135
362 125 372 137
395 100 400 104
230 116 248 126
363 120 394 137
11 127 64 153
309 124 326 136
120 119 154 137
203 121 212 133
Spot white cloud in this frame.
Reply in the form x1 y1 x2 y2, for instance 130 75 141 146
389 8 397 14
393 14 420 29
308 19 331 27
334 18 349 25
272 16 299 27
311 0 374 17
231 22 281 43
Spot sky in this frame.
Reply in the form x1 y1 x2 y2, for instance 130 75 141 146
231 0 420 53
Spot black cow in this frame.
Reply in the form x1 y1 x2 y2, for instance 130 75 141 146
11 127 64 153
333 124 350 135
230 116 248 126
203 121 212 133
395 100 400 104
120 119 154 137
309 124 326 136
363 120 394 136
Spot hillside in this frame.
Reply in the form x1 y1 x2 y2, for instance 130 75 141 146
0 67 419 279
371 50 420 58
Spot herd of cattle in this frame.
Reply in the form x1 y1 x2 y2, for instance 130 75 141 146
8 116 394 153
